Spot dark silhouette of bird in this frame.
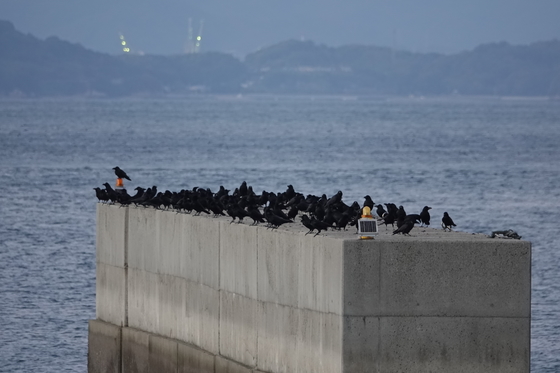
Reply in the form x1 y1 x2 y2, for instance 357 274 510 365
325 191 343 208
264 207 293 228
393 215 417 235
247 206 265 225
300 214 329 236
113 166 131 181
284 185 296 201
93 187 108 203
396 205 407 228
405 214 422 224
376 204 387 219
301 214 316 234
420 206 431 226
363 195 374 211
102 182 119 203
335 211 350 230
442 212 456 231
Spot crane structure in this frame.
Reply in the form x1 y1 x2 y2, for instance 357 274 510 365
119 33 130 53
185 18 204 54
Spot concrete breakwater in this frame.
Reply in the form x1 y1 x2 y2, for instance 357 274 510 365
89 203 531 373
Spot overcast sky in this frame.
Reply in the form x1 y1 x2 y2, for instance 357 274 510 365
1 0 559 58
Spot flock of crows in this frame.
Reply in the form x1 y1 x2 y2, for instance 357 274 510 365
94 167 457 237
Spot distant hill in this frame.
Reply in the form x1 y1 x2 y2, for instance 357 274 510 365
243 39 560 96
1 20 559 97
0 20 245 97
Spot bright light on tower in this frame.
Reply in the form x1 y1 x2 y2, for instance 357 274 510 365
119 33 131 53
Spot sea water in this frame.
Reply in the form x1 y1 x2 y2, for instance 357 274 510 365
0 96 559 372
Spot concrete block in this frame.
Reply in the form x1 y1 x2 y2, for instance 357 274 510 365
88 319 122 373
342 239 381 316
127 206 157 272
257 228 301 307
377 316 530 373
297 234 343 314
215 355 253 373
342 316 380 372
128 269 182 340
156 209 184 277
96 203 127 267
220 291 258 368
220 221 258 298
127 268 158 334
96 262 126 326
182 214 220 289
179 281 220 354
178 342 215 373
122 327 149 373
149 333 178 373
378 240 531 317
256 302 299 373
154 272 183 340
296 309 342 373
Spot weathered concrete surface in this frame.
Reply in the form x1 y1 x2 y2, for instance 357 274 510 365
96 262 126 326
91 203 531 373
122 327 149 373
96 203 127 267
88 319 121 373
178 342 215 373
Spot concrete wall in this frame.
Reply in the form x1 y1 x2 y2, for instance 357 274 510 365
90 203 531 373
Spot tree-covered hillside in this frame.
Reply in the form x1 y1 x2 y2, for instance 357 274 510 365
1 20 559 97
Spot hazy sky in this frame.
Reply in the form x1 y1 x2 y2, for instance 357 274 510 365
1 0 559 57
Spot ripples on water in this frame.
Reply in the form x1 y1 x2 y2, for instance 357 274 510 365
0 97 559 372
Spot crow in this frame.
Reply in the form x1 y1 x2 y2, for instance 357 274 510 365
247 206 265 225
442 212 456 231
393 216 416 235
420 206 431 226
264 207 293 228
93 187 108 203
102 182 119 203
396 205 407 228
325 190 343 208
301 214 316 235
300 214 329 236
113 166 131 181
376 204 387 219
363 195 374 211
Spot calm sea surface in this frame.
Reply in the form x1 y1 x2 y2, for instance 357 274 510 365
0 96 559 372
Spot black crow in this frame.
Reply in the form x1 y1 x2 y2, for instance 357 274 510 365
113 166 131 181
247 206 265 225
396 205 407 228
264 207 293 228
300 214 329 236
442 212 456 231
325 191 343 208
301 214 316 235
363 195 374 210
93 187 108 203
102 182 119 203
420 206 431 226
376 204 387 219
393 216 416 235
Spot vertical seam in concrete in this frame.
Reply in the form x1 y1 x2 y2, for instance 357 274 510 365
118 325 123 373
218 220 221 356
255 225 259 370
376 244 381 373
124 206 129 328
341 241 345 373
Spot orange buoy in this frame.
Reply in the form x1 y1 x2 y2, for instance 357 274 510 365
116 178 124 188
